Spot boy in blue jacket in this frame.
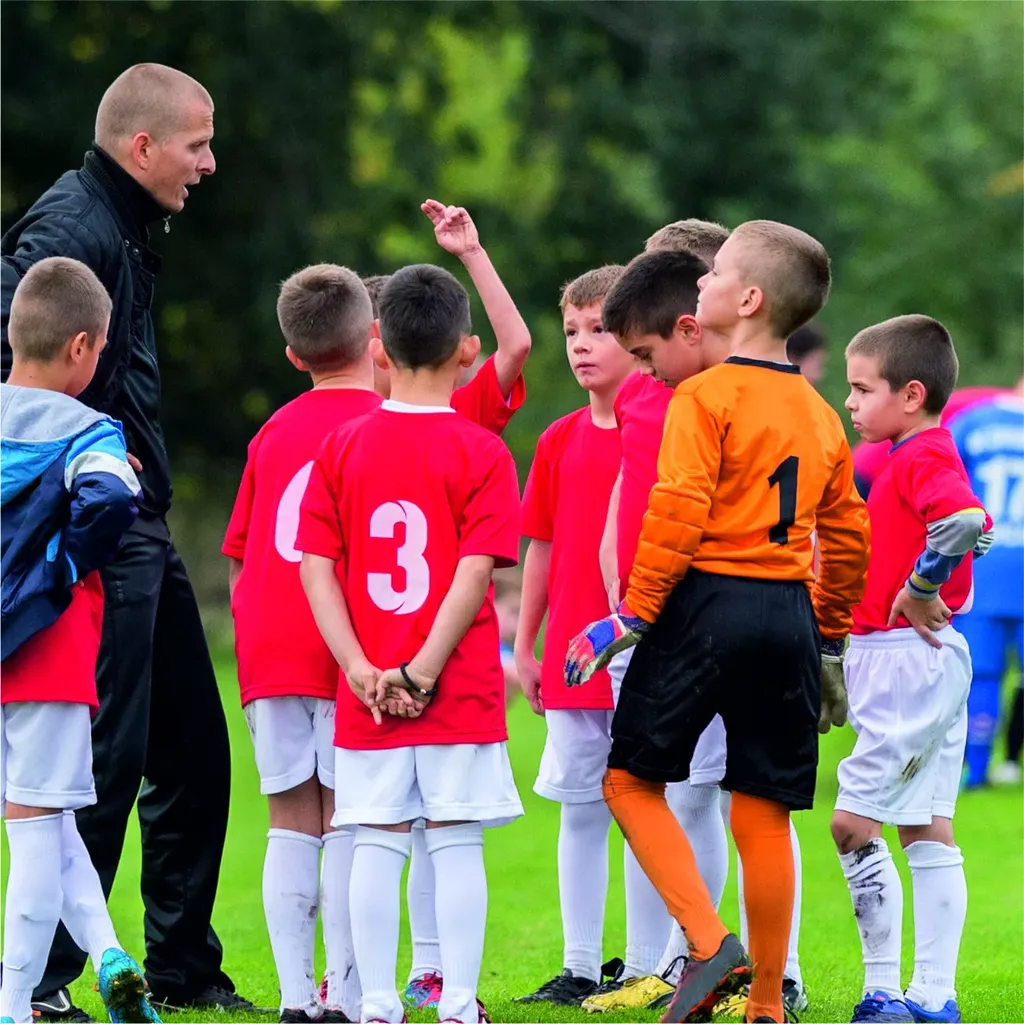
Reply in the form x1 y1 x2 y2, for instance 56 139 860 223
0 257 157 1024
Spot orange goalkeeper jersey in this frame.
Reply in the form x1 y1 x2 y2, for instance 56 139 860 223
625 356 870 639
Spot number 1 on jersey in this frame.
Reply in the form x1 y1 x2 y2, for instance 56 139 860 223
768 456 799 544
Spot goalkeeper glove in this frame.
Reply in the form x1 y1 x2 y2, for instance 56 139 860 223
565 601 650 688
819 636 848 734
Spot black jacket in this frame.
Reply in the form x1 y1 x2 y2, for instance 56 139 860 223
2 148 173 516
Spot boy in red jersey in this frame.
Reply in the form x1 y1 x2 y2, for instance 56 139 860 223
512 266 641 1006
1 258 157 1024
837 316 992 1024
298 264 523 1024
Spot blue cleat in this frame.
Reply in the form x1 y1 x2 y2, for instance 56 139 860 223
1 1017 15 1023
904 997 962 1023
97 948 162 1023
852 992 915 1022
402 971 443 1010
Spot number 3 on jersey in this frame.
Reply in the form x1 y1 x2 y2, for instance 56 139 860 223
367 500 430 615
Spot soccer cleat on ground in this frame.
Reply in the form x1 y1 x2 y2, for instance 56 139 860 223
321 1011 351 1023
440 997 491 1022
851 992 915 1022
581 972 675 1013
97 948 161 1023
513 968 600 1005
904 997 962 1023
2 1017 14 1022
280 1011 326 1023
712 976 808 1020
578 959 625 1003
659 933 752 1023
403 971 444 1009
31 988 94 1022
783 978 810 1015
150 984 264 1014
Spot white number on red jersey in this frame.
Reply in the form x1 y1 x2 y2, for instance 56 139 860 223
367 500 430 615
275 461 314 563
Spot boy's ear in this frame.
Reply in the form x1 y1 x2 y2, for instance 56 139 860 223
370 318 381 341
369 334 390 371
737 285 765 321
903 379 928 414
673 314 702 344
284 345 309 373
66 330 92 363
459 334 482 368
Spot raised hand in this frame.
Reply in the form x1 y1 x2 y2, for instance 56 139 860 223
422 199 481 259
565 601 650 688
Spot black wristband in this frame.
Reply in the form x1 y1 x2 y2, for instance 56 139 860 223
399 662 436 698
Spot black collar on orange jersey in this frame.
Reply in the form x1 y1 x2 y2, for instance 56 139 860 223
725 356 801 374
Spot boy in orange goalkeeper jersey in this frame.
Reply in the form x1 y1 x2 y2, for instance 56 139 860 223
565 221 871 1024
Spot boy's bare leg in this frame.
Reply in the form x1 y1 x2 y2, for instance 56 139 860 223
265 779 323 1016
898 817 965 1015
350 822 414 1024
2 804 64 1023
319 784 360 1020
831 809 905 1002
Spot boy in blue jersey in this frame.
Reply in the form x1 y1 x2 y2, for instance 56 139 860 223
948 382 1024 787
1 258 157 1024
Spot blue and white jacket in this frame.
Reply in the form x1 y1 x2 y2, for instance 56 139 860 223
1 384 141 660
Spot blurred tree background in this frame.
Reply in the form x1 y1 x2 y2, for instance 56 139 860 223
2 0 1022 619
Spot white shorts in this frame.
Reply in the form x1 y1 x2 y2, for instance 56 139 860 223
608 647 727 789
836 627 972 826
0 702 95 813
332 742 523 829
243 696 336 795
535 708 615 803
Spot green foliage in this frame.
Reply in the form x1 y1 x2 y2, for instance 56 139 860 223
2 0 1021 502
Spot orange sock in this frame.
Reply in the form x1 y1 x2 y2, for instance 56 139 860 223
603 767 728 960
730 791 793 1024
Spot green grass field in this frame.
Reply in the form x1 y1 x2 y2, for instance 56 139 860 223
6 655 1023 1024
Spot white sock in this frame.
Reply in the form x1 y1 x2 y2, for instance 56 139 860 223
623 843 669 978
904 841 966 1011
322 829 360 1019
839 838 904 997
425 824 487 1024
1 814 64 1024
263 829 322 1013
784 820 804 987
667 782 728 908
350 827 410 1024
655 923 688 981
58 811 119 971
407 824 442 981
558 800 610 981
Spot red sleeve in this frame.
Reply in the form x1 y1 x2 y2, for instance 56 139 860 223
459 442 522 568
296 437 345 561
901 447 987 525
451 355 526 436
521 429 555 541
613 372 641 431
222 431 261 558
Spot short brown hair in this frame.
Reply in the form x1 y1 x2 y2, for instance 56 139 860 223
8 257 112 362
644 218 731 266
846 315 958 414
731 220 831 339
602 250 706 339
277 264 373 371
361 274 390 318
560 266 625 313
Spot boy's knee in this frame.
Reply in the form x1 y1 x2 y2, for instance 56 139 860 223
898 816 955 849
830 809 880 854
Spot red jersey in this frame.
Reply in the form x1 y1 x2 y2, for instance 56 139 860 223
853 428 988 634
522 408 620 709
1 571 103 707
450 354 526 435
614 372 673 597
223 389 383 705
296 401 521 749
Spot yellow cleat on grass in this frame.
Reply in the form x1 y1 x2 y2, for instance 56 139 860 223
712 985 749 1019
580 973 674 1013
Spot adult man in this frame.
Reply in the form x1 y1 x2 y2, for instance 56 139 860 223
1 64 253 1020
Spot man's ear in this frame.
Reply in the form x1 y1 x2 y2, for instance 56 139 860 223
459 334 482 368
369 334 390 370
903 379 928 414
130 131 154 171
285 345 308 373
737 285 765 321
674 314 702 344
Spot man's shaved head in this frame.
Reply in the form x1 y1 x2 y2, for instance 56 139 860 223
95 63 213 149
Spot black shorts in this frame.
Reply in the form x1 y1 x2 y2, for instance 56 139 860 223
609 570 821 810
